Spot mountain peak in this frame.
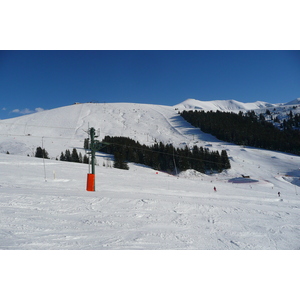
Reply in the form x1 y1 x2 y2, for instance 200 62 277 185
285 98 300 106
174 99 275 112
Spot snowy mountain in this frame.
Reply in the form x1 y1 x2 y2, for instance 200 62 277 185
175 98 300 131
1 99 299 158
1 99 300 250
174 98 277 112
0 101 228 158
285 97 300 105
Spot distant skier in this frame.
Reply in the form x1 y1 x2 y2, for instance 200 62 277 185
214 186 217 192
278 192 281 197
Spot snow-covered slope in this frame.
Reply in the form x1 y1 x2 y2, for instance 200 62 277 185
1 100 300 184
1 148 300 250
0 102 222 158
1 100 300 250
174 98 277 112
285 98 300 106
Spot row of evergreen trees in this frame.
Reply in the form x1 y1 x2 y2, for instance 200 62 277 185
180 110 300 155
34 146 89 164
60 148 89 164
98 136 231 173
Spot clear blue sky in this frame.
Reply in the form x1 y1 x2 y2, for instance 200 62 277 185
1 50 299 119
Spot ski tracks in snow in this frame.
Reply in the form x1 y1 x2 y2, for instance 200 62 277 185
149 107 190 143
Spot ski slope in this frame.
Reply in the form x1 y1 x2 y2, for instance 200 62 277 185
0 101 300 249
0 149 299 250
0 102 208 158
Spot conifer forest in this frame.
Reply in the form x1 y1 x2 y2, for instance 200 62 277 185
95 136 231 173
180 110 300 156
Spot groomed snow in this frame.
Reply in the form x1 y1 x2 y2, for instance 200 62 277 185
1 148 300 250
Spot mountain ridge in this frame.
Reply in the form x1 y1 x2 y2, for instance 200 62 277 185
173 98 293 112
0 98 299 158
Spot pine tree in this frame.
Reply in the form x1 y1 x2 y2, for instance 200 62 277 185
113 151 129 170
35 147 43 158
83 154 89 164
60 152 65 161
221 150 231 169
35 147 49 159
65 149 71 161
71 148 80 163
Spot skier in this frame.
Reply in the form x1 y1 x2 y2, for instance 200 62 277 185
278 192 281 197
214 186 217 192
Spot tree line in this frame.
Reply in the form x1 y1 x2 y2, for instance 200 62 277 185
180 110 300 155
94 136 230 173
34 147 89 164
33 134 231 174
59 148 89 164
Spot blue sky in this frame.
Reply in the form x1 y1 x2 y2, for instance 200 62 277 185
1 50 299 119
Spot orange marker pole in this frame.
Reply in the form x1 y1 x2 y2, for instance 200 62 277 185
86 173 95 191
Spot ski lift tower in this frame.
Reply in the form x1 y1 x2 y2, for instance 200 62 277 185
86 127 97 191
86 127 109 192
